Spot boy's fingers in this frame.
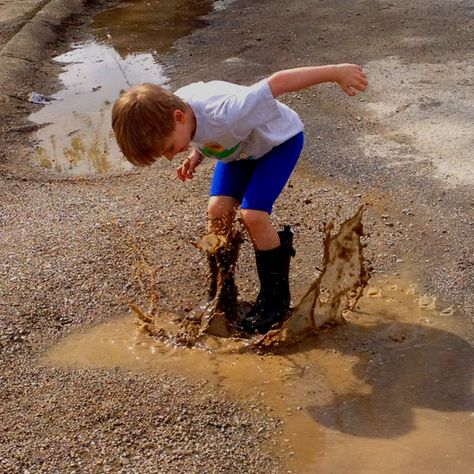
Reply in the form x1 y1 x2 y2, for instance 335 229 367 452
177 166 186 181
176 165 196 181
343 85 354 96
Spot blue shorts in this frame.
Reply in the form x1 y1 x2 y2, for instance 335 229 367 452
209 132 304 214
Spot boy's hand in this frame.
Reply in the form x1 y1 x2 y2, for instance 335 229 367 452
334 64 368 96
177 150 203 181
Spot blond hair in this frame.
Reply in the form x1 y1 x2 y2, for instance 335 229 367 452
112 83 186 166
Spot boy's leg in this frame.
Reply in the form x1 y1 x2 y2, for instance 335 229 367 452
241 131 304 212
208 158 257 233
239 132 304 333
239 210 279 250
205 196 240 306
207 196 240 235
206 196 240 302
206 160 254 312
240 131 304 247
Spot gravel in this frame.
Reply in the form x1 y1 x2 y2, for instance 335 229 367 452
0 367 281 473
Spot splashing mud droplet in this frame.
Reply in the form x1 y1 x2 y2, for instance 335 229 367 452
418 295 437 310
440 306 454 316
367 286 383 297
193 233 227 253
129 206 370 349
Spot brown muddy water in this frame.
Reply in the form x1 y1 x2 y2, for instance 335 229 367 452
28 0 233 175
43 276 474 473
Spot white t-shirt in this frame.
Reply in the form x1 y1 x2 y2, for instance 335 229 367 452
174 79 304 163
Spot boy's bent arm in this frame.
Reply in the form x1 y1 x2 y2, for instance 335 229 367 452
267 64 368 98
176 148 203 181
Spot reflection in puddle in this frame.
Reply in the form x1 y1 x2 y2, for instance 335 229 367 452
28 0 234 175
29 42 163 175
91 0 224 56
42 278 474 473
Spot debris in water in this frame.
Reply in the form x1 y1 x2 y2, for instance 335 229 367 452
440 306 454 316
28 91 53 105
418 295 437 310
367 286 382 297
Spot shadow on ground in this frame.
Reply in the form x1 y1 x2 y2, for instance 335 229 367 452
288 319 474 438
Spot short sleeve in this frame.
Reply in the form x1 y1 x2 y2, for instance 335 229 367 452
210 79 281 138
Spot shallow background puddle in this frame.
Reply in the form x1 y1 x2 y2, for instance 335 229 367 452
28 0 233 175
42 276 474 473
29 42 163 175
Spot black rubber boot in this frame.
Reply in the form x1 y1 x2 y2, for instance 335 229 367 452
241 226 295 334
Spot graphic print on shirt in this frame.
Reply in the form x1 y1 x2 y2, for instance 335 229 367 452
200 142 243 160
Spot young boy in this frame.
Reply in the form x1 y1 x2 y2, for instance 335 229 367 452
112 64 368 334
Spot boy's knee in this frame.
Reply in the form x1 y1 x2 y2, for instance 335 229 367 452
207 196 239 219
240 209 269 230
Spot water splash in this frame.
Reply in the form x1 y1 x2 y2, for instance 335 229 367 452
131 206 371 350
256 206 370 348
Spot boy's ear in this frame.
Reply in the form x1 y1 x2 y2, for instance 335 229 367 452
173 109 185 123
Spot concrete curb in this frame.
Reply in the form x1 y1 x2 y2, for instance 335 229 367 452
0 0 87 113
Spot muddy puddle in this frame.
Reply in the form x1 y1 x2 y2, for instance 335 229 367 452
43 280 473 471
28 0 233 175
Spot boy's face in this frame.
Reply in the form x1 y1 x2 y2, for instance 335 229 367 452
162 109 195 161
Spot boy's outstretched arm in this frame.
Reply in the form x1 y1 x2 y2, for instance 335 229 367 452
267 64 368 98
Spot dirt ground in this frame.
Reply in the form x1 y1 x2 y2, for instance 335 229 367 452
0 0 473 472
